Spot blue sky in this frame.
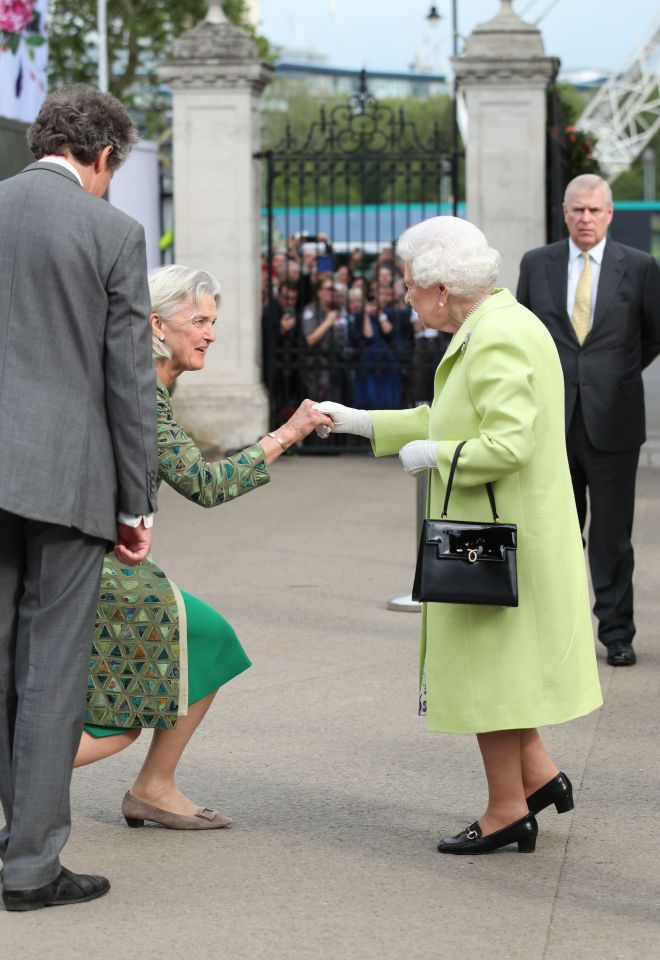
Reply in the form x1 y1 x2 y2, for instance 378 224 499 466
259 0 658 77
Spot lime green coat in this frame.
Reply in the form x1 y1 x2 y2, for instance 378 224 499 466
371 289 602 734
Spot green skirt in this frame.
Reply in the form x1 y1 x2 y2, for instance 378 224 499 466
85 589 250 738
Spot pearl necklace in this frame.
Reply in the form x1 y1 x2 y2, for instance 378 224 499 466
464 293 490 321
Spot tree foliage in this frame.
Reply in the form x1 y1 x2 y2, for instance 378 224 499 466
556 82 588 126
609 128 660 200
554 82 660 200
48 0 270 137
552 83 600 181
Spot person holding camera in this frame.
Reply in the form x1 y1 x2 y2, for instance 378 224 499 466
301 276 347 401
351 286 402 408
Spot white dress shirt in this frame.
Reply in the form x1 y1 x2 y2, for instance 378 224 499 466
37 155 83 186
566 236 606 331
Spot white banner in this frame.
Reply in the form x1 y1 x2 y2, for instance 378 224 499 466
108 141 162 272
0 0 48 122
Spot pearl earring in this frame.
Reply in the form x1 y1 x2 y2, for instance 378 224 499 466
158 336 165 342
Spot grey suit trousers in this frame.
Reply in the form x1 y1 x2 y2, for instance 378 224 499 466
0 509 106 890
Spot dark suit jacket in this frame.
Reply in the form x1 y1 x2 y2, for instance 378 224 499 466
517 237 660 451
0 162 158 541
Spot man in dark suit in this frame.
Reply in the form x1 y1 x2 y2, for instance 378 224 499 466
0 86 157 909
517 174 660 667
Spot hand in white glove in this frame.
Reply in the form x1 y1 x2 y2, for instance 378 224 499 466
399 440 439 477
313 401 374 439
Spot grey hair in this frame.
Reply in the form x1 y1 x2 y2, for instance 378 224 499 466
563 174 612 206
397 216 500 300
148 265 221 360
27 84 137 171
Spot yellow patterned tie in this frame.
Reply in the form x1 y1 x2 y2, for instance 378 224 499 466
572 251 592 345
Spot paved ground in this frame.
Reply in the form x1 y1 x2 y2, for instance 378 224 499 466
3 381 660 957
642 358 660 464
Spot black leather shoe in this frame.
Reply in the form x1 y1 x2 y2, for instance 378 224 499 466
2 867 110 911
437 813 538 855
526 771 574 815
606 641 636 666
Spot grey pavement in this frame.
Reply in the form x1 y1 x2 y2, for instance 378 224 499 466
3 449 660 959
642 358 660 465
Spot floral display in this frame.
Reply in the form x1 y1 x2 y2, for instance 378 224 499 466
0 0 47 121
0 0 44 54
0 0 36 33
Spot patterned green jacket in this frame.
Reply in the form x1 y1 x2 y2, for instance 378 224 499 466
86 381 270 731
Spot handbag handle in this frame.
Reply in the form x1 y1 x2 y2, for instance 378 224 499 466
441 441 499 522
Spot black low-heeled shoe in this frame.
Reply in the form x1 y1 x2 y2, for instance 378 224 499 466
606 640 636 666
3 867 110 911
526 771 574 815
437 812 538 855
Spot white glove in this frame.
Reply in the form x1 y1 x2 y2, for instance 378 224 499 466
313 401 374 439
399 440 439 477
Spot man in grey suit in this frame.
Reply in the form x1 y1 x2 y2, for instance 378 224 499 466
0 85 157 910
517 174 660 668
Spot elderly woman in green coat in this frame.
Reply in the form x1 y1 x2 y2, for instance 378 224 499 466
75 265 332 830
317 216 602 856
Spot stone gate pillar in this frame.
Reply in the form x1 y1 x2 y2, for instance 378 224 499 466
453 0 559 290
159 1 273 449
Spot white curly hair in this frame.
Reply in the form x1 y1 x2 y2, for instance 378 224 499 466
397 216 501 300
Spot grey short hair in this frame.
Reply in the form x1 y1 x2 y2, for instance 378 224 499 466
148 265 221 360
397 216 501 300
563 174 612 206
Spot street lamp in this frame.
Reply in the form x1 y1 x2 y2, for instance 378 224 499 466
97 0 109 92
426 2 460 215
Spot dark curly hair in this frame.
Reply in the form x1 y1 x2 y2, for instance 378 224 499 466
27 84 138 171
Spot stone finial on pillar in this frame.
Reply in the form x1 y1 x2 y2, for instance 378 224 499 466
205 0 227 24
453 0 559 289
159 12 273 449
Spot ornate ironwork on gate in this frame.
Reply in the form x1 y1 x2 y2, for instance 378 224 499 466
256 71 461 450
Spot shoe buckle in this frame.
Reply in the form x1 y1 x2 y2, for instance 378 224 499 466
466 827 479 840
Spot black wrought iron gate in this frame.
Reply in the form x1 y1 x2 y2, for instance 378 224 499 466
257 71 459 450
546 85 572 245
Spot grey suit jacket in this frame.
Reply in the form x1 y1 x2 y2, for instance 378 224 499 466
0 162 158 540
517 237 660 452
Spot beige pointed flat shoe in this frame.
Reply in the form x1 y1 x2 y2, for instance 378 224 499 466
121 790 232 830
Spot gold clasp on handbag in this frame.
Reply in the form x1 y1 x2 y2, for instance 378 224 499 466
468 548 478 563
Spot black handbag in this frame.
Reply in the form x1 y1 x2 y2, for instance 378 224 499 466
412 441 518 606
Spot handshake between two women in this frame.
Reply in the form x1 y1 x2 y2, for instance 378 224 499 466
313 400 439 477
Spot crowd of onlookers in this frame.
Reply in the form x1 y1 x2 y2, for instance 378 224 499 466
261 233 450 424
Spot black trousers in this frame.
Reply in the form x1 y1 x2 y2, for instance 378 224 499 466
566 402 639 647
